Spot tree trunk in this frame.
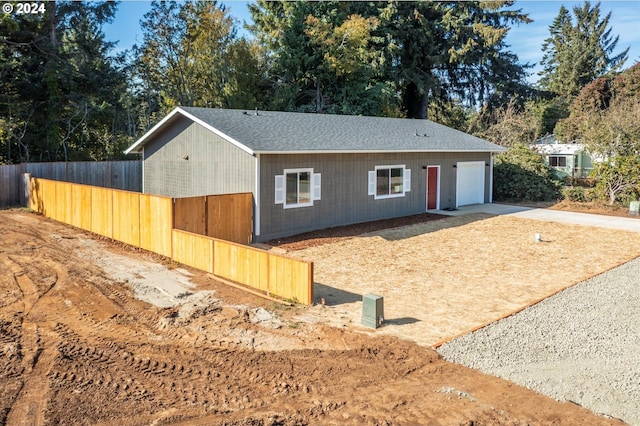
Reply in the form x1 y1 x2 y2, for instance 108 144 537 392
45 1 59 160
403 82 429 119
315 80 323 113
49 1 56 49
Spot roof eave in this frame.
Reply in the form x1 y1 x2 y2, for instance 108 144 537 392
254 148 507 155
124 107 256 156
124 108 184 155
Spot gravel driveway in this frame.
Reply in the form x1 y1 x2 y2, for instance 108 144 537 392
438 255 640 425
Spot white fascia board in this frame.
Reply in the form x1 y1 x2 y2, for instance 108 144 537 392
124 108 183 154
141 147 145 193
254 153 260 237
489 154 493 203
124 107 255 156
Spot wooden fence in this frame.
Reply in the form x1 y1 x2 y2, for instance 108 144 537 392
0 160 141 208
172 230 313 303
173 193 253 244
0 164 21 207
29 178 173 257
28 177 313 305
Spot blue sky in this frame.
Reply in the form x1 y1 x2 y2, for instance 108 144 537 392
104 1 640 84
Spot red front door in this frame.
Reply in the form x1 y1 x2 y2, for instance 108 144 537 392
427 166 438 210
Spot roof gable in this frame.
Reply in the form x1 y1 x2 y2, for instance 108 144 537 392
125 107 506 155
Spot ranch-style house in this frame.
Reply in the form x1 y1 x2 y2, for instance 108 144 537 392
125 107 506 242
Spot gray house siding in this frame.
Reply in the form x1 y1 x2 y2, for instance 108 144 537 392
256 152 491 242
142 117 256 198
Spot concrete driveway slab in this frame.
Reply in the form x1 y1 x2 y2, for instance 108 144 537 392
434 203 640 233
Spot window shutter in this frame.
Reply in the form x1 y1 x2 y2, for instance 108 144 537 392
274 175 284 204
404 169 411 192
312 173 321 201
368 171 375 195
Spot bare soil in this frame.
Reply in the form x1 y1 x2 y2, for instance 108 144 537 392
516 199 640 219
0 209 625 425
265 212 448 250
283 214 640 348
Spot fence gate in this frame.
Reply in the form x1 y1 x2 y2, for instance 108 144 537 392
173 193 253 244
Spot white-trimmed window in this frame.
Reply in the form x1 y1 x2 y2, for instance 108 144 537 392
368 165 411 199
549 156 567 167
275 168 321 208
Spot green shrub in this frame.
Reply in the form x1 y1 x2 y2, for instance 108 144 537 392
562 186 587 202
493 144 562 202
591 156 640 205
583 187 598 202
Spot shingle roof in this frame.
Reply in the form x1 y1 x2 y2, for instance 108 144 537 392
125 107 506 154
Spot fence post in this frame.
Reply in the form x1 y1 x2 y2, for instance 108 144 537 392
20 173 31 207
172 198 176 229
204 195 209 236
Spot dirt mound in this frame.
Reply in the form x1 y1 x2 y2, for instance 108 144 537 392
0 210 623 425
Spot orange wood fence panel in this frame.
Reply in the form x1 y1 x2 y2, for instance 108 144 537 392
173 196 207 236
31 178 172 258
213 239 268 291
139 193 173 258
40 178 56 218
90 186 113 239
212 238 313 305
173 193 252 245
171 229 214 273
54 181 72 224
35 178 53 218
29 177 43 213
70 184 92 230
28 178 312 305
207 193 252 244
112 190 141 247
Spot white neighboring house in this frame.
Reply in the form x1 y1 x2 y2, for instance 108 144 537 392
533 135 595 179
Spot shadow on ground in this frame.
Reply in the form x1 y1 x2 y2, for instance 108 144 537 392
266 212 503 250
369 213 496 242
383 317 421 326
314 282 361 306
265 213 448 250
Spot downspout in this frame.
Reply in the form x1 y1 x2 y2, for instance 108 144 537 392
141 147 145 193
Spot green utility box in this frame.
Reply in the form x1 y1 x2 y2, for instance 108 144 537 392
361 294 384 329
630 201 639 216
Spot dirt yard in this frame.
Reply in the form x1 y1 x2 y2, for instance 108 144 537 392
0 209 626 425
280 213 640 347
513 199 640 219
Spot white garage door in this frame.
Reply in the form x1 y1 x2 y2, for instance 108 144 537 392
456 161 485 207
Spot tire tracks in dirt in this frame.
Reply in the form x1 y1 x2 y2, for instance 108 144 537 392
1 210 627 426
2 257 55 426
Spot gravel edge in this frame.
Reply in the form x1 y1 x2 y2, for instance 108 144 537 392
437 255 640 425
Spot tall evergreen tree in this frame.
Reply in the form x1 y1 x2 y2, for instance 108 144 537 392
386 1 531 119
249 0 530 120
0 1 128 162
539 1 628 99
134 0 264 116
248 1 393 115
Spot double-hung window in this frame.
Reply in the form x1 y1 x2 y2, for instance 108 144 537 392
275 168 321 208
368 165 411 199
